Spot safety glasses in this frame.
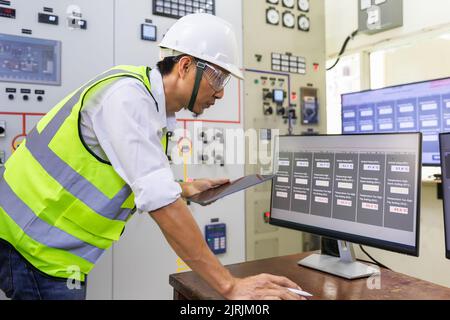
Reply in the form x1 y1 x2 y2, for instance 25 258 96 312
196 60 231 92
172 55 231 92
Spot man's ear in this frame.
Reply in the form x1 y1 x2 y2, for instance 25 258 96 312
178 56 193 80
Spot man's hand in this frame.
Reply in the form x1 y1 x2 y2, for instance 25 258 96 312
224 274 306 300
180 178 230 198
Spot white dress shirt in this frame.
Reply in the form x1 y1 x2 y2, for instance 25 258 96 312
79 68 181 212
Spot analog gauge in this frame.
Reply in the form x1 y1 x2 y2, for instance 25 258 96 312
282 12 295 28
298 14 310 31
267 0 279 4
298 0 310 12
282 0 295 8
266 8 280 25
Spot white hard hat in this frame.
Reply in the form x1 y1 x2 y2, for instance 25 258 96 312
159 13 244 80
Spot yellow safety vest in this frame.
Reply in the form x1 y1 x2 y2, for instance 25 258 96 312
0 65 168 281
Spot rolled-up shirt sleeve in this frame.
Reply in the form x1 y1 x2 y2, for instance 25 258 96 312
131 167 181 212
89 78 181 212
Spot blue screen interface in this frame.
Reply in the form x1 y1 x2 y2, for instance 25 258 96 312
0 33 61 85
342 78 450 165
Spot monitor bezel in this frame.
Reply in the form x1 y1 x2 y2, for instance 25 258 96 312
340 76 450 167
269 132 422 257
439 132 450 260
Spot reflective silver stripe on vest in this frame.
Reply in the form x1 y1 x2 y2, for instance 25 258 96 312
24 69 143 221
0 172 104 264
26 129 132 221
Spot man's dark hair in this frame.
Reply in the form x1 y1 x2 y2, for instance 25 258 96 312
156 57 177 76
156 54 189 76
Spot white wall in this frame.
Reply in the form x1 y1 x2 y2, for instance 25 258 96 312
326 0 450 56
377 36 450 87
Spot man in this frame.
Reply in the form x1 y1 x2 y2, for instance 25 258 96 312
0 13 304 300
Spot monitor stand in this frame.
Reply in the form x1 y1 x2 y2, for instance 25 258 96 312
298 240 380 279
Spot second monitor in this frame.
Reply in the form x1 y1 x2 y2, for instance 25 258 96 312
270 133 421 279
439 132 450 260
341 77 450 166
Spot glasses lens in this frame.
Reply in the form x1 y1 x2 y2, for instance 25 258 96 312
203 63 231 91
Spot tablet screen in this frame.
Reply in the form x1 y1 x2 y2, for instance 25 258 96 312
188 174 275 205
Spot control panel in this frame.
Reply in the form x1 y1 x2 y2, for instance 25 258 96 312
0 0 245 301
109 0 245 300
196 127 225 166
358 0 403 34
0 0 113 170
205 222 227 255
243 0 326 260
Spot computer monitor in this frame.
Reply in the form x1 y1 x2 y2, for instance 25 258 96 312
439 132 450 260
341 77 450 166
270 133 421 279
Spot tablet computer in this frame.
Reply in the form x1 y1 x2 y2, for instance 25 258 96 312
187 174 275 206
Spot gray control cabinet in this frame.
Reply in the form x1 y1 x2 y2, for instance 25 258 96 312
358 0 403 34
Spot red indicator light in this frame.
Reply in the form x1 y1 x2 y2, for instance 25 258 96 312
263 211 271 223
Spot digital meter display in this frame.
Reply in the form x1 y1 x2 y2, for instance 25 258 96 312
141 24 157 41
273 89 285 104
0 7 16 19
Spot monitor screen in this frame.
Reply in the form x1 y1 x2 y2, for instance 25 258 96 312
270 133 421 256
0 33 61 85
439 132 450 259
341 77 450 166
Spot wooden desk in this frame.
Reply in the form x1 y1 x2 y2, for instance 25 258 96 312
169 252 450 300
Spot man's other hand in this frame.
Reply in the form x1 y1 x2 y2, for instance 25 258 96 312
224 274 306 300
180 178 230 198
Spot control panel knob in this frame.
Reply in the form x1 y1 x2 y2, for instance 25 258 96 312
37 96 43 102
214 131 224 143
264 92 273 100
200 132 208 144
215 154 225 167
264 106 273 115
8 94 14 100
23 95 29 101
288 109 297 119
